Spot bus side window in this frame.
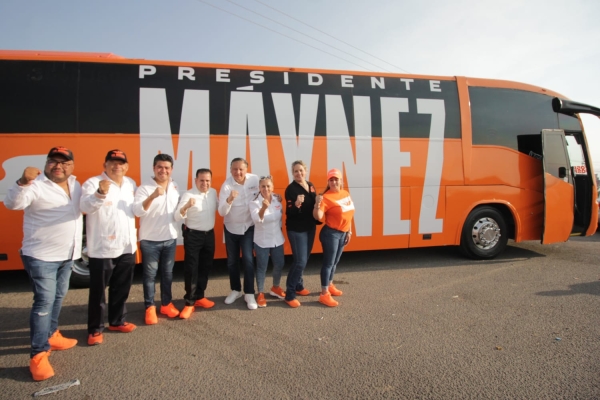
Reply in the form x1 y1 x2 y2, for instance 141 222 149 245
470 87 558 154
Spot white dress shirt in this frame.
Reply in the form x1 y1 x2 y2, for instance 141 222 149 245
80 172 137 258
133 179 180 241
175 187 218 231
218 174 259 235
249 194 285 248
4 174 83 261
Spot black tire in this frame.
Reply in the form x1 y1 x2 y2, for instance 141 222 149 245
69 240 90 288
459 206 508 260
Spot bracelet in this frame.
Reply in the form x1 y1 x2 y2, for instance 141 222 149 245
97 188 106 195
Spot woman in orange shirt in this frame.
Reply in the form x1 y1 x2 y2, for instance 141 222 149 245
313 168 355 307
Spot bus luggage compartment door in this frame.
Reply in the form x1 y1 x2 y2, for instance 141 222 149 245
541 129 574 244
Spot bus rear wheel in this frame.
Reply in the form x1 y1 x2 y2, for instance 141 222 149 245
460 206 508 259
70 243 90 288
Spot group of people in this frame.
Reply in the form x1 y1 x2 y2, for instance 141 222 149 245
4 147 355 382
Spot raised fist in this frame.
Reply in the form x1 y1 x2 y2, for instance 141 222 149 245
152 186 165 198
185 197 196 209
98 180 111 195
228 190 239 203
19 167 41 185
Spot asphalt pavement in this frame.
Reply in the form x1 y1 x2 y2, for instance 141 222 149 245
1 235 599 399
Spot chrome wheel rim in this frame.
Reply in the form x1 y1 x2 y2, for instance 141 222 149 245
471 217 501 250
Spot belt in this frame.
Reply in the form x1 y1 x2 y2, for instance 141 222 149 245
187 227 214 234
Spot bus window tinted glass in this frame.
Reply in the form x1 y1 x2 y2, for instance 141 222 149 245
558 113 582 131
470 87 559 152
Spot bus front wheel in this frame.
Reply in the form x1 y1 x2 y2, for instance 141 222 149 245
460 206 508 259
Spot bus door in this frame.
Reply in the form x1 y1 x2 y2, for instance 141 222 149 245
565 133 596 235
541 129 574 244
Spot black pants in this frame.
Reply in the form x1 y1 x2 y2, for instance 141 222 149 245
183 228 215 306
87 253 135 333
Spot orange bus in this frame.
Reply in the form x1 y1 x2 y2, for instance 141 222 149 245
1 50 598 284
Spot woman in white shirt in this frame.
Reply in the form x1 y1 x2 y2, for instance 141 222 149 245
249 176 285 308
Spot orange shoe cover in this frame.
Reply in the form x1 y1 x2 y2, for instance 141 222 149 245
107 322 136 333
48 330 77 351
87 332 103 346
328 284 343 296
179 306 195 319
319 292 339 307
194 298 215 309
145 306 158 325
160 303 180 318
30 351 54 381
285 299 301 308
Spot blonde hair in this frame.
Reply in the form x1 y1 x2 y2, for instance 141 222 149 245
291 160 307 173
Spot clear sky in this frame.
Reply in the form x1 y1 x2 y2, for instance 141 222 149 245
2 0 600 167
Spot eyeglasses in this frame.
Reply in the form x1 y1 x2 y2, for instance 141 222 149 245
47 159 73 168
260 175 272 180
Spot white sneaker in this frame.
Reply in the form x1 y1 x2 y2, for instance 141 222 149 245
244 294 258 310
224 290 243 304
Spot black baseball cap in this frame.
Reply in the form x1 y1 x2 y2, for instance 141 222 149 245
48 146 74 161
105 149 128 163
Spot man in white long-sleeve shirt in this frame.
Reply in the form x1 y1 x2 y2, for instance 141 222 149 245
4 146 82 381
175 168 218 319
80 149 137 346
218 158 259 310
133 154 181 325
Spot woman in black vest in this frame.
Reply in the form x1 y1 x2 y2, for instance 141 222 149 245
283 160 320 307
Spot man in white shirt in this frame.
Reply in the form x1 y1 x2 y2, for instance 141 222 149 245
133 154 180 325
175 168 218 319
4 146 82 381
80 149 137 346
218 158 260 309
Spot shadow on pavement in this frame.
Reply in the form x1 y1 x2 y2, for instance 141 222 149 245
536 280 600 297
0 242 546 293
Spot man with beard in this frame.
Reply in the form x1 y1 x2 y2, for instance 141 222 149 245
4 146 82 381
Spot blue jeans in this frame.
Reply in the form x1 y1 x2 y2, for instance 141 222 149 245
20 254 72 358
224 226 255 294
319 225 347 288
140 239 177 308
285 228 315 301
254 243 285 293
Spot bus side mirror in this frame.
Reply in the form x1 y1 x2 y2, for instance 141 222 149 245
558 166 567 178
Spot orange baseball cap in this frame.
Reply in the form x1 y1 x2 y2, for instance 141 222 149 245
327 168 342 180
